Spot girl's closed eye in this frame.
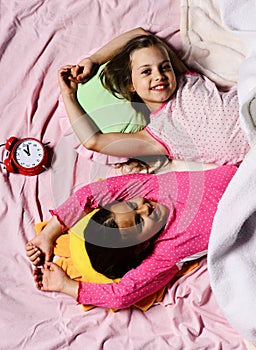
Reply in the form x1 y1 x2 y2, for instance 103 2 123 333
135 213 144 228
127 201 138 210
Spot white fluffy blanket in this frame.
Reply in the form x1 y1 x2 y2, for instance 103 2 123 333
208 0 256 344
208 144 256 343
220 0 256 144
180 0 247 88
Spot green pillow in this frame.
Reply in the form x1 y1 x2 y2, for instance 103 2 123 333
77 65 147 133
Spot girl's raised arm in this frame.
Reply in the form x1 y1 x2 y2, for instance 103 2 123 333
59 72 167 158
74 27 149 83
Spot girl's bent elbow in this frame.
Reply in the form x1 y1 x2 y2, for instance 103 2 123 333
82 137 99 152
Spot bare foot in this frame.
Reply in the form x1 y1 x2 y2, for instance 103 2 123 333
26 216 62 266
26 234 54 266
33 263 78 297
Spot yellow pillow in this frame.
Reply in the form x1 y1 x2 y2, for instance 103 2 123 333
69 210 120 284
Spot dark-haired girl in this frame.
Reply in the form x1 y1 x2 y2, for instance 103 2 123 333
26 165 236 309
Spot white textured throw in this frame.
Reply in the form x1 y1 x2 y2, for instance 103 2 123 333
180 0 247 88
209 1 256 343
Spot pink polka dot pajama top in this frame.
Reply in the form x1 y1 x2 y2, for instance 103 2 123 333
146 72 249 165
51 165 237 309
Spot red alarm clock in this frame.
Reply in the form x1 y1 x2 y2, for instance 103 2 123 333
3 137 49 175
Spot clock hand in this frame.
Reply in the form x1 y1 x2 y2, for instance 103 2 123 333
23 145 31 156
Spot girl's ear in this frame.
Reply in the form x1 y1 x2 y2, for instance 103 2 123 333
129 83 136 93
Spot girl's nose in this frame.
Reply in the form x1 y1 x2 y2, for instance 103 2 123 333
153 68 166 81
136 203 152 217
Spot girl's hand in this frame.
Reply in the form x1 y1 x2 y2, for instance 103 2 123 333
69 57 99 83
33 262 78 297
114 159 149 174
58 65 78 96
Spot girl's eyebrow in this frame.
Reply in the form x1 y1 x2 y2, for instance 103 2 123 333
135 214 143 233
137 60 171 71
137 64 150 71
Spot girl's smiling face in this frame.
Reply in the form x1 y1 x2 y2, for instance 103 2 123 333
129 45 177 112
109 197 169 245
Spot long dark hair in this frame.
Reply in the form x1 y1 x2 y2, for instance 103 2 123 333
84 206 155 279
100 34 187 103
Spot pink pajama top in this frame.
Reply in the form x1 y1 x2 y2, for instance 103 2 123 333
51 165 237 309
146 73 249 165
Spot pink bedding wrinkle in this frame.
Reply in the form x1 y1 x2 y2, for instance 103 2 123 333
0 0 248 349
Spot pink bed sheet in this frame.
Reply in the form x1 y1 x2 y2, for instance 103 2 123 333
0 1 246 349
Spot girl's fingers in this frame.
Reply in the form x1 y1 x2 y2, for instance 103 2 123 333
26 245 43 265
36 282 43 290
59 65 78 76
43 261 54 271
58 66 73 77
68 76 78 82
33 269 42 282
26 244 37 254
68 66 83 82
28 246 40 256
30 252 41 263
25 243 35 254
26 241 36 248
71 65 80 77
59 65 73 71
59 69 70 77
34 268 46 289
76 73 87 82
33 268 43 289
26 246 41 259
33 267 42 276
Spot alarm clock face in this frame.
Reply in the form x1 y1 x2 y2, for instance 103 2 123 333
14 139 44 168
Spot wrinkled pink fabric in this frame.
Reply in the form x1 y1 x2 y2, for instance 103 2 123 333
0 0 246 349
